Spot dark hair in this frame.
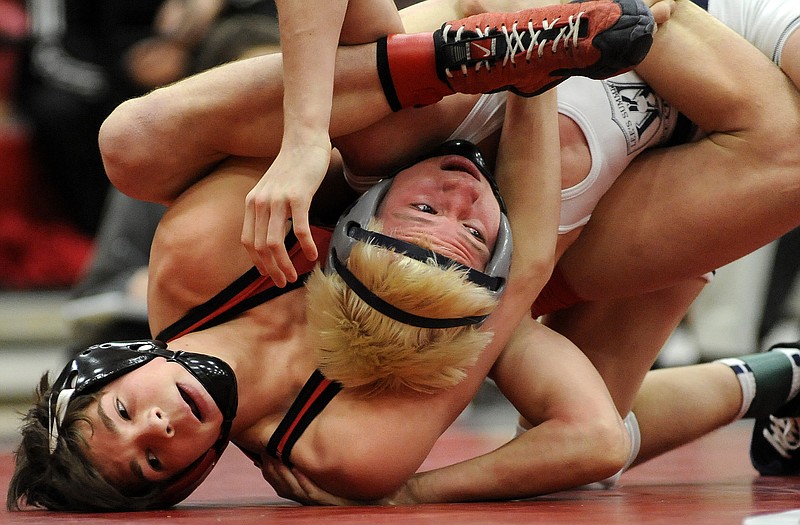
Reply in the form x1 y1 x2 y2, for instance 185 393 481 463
6 374 168 511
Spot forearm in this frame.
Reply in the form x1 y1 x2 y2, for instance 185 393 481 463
497 92 560 288
276 0 348 151
405 418 621 502
480 92 560 350
401 320 627 502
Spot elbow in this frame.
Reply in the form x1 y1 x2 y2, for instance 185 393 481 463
576 414 631 483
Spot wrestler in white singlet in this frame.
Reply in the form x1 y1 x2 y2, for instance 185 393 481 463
346 71 680 234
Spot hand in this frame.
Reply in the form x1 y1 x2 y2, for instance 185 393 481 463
241 143 330 286
260 456 363 506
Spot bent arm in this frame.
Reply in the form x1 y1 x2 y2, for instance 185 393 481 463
263 317 628 505
394 318 628 503
474 90 561 367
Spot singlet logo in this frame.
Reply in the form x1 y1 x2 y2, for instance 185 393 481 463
603 79 674 155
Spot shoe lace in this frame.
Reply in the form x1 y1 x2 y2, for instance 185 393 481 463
443 12 585 78
763 415 800 459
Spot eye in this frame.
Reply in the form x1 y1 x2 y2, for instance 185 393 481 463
116 399 130 420
413 203 436 214
465 225 485 242
146 452 163 471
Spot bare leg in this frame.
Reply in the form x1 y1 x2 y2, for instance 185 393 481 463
556 0 800 300
100 44 392 204
630 361 742 466
546 277 706 415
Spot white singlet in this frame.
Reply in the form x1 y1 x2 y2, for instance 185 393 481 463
446 70 680 234
706 0 800 66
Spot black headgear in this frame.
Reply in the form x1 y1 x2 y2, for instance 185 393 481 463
327 140 512 329
47 340 237 507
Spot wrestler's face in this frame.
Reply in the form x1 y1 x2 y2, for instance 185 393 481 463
378 155 502 270
80 357 224 491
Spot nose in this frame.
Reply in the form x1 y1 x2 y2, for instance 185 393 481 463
143 407 174 438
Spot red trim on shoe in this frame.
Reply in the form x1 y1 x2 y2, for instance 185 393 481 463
385 32 455 109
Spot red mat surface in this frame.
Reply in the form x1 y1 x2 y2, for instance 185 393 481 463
3 421 799 524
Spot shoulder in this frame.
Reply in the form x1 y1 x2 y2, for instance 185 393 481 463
149 161 262 328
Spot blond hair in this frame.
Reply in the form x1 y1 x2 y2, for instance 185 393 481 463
306 233 498 395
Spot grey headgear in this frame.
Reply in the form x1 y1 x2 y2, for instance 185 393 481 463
327 140 512 329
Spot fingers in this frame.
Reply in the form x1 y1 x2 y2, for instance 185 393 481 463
291 209 319 265
242 186 319 287
242 189 285 284
241 146 328 285
265 209 297 284
262 459 309 504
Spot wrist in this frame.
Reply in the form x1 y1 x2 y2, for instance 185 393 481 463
280 128 332 153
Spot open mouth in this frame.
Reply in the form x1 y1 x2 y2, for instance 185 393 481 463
178 386 203 422
440 155 483 182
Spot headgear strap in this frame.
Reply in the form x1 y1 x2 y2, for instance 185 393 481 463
48 372 78 454
331 249 488 328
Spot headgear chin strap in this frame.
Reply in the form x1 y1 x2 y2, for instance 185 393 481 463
47 340 238 507
327 139 513 328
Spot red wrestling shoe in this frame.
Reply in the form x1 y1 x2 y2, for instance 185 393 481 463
436 0 655 97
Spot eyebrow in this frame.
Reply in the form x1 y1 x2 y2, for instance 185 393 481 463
96 394 119 436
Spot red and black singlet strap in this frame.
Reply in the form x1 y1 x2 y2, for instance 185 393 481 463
156 267 308 342
156 228 332 342
265 370 343 467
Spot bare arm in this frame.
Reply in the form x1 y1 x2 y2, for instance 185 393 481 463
240 0 350 284
395 318 628 503
264 318 627 504
239 0 407 285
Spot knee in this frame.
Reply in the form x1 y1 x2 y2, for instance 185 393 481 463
99 93 172 200
98 98 146 196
